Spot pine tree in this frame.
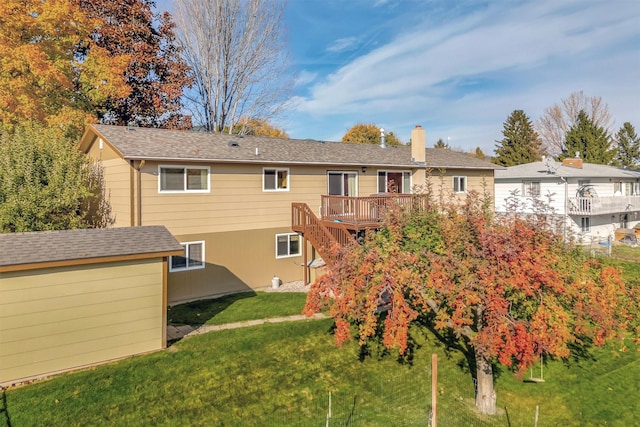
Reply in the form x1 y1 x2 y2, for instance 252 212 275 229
614 122 639 169
493 110 543 166
561 110 615 165
434 138 449 149
473 147 486 160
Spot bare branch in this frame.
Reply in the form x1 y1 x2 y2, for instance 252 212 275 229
535 91 614 156
174 0 293 132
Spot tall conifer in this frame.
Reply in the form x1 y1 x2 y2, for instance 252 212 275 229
561 110 615 165
493 110 543 166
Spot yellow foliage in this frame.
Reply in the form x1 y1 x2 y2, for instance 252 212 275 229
0 0 130 130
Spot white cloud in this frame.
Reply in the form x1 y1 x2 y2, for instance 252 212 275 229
294 70 317 87
288 0 640 153
326 37 359 53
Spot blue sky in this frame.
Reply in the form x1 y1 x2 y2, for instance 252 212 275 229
164 0 640 154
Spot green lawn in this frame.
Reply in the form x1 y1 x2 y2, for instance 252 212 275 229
4 276 639 426
167 291 309 326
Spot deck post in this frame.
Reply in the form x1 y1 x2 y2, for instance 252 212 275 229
303 236 308 285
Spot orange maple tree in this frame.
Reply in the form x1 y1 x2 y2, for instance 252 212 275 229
304 192 639 414
0 0 130 135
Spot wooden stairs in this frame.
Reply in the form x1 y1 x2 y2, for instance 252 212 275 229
291 203 356 268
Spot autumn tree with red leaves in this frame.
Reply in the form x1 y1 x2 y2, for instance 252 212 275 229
304 192 639 415
78 0 192 129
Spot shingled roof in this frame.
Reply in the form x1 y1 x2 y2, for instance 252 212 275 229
0 226 183 271
495 161 640 179
84 124 502 170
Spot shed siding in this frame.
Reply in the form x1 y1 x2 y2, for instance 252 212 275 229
0 259 164 385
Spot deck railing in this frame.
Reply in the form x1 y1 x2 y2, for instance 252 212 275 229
320 194 417 227
292 202 355 267
568 196 640 216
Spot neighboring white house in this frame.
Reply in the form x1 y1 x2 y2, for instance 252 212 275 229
494 157 640 242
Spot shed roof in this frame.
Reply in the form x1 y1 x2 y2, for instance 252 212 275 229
82 124 502 170
495 161 640 180
0 226 183 271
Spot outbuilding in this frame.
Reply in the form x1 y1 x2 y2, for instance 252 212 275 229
0 226 183 387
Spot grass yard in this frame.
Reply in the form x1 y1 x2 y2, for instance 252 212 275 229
167 291 309 326
4 263 640 426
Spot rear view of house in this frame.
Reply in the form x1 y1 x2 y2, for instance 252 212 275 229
80 124 501 304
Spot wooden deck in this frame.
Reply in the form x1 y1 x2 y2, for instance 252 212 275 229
319 194 416 230
291 195 422 280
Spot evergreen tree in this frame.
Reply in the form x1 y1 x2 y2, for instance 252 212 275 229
434 138 449 148
614 122 639 169
560 110 615 165
473 146 486 160
493 110 543 166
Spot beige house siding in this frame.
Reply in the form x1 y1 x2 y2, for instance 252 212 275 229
168 227 307 303
139 162 390 235
85 136 132 227
426 169 495 200
0 259 164 386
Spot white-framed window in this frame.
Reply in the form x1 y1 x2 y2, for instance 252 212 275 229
522 181 541 197
276 233 301 258
263 168 289 191
580 217 590 233
170 241 205 272
159 165 209 193
328 171 358 196
377 171 411 194
452 176 467 193
633 182 640 196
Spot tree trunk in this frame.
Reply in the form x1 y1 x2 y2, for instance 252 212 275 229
475 353 497 414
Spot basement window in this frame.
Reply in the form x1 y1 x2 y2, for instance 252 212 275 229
276 233 301 258
170 241 205 272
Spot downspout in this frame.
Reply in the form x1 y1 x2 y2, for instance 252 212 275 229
129 161 135 226
562 176 568 242
135 160 146 226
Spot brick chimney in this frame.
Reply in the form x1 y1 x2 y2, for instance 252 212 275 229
562 152 583 169
411 125 426 164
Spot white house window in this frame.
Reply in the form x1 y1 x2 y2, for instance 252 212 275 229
159 166 209 192
328 171 357 196
614 181 622 195
624 182 633 196
264 168 289 191
276 233 301 258
634 182 640 196
453 176 467 193
170 241 205 272
377 171 411 194
522 181 541 197
580 217 590 233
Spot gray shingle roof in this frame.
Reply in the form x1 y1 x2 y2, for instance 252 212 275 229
495 161 640 179
88 124 502 170
0 226 183 269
